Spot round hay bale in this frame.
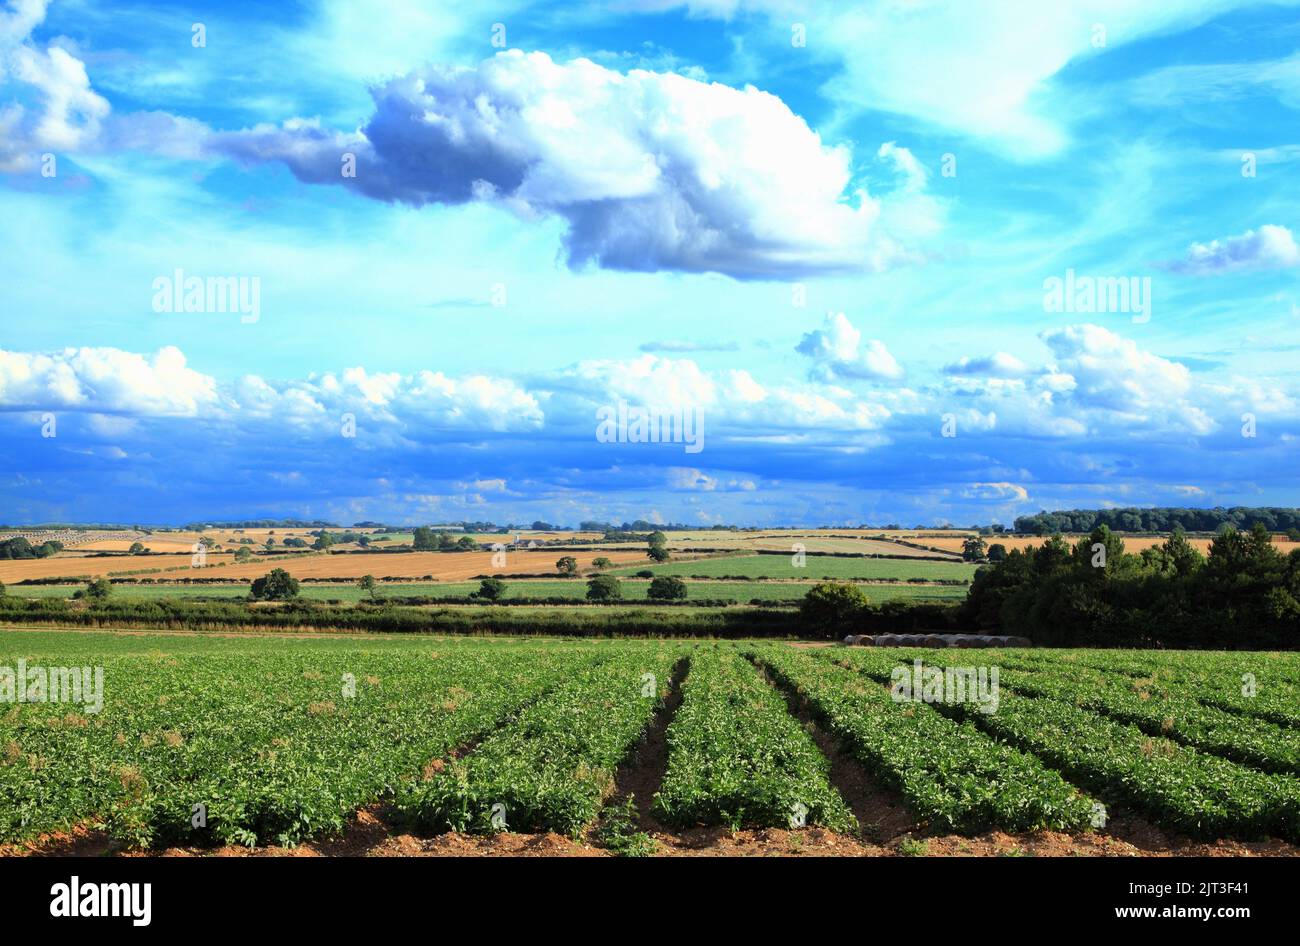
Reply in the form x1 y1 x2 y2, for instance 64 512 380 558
856 635 876 646
921 634 948 648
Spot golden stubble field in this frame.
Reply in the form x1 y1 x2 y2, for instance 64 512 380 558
0 553 236 582
196 549 657 581
0 549 659 584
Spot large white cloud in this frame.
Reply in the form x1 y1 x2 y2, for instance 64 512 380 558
0 346 217 415
0 346 544 436
233 366 545 435
946 325 1217 437
210 50 925 279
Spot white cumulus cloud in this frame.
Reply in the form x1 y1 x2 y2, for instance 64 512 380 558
0 345 217 415
210 50 926 279
796 312 905 382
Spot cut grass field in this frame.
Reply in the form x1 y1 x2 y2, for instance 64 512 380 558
610 552 976 582
4 578 967 603
3 630 1298 857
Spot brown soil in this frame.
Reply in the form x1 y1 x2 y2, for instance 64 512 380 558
7 807 1296 858
594 658 687 837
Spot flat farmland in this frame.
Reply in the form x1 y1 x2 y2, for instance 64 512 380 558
3 631 1298 858
71 528 326 552
6 577 968 603
0 552 239 583
610 553 976 582
172 549 656 582
666 533 959 557
368 530 607 546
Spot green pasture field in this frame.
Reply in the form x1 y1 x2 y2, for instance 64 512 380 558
608 552 976 582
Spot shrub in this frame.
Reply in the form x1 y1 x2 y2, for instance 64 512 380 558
592 557 614 569
477 577 507 601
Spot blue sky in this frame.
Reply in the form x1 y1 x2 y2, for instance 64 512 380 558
2 0 1299 527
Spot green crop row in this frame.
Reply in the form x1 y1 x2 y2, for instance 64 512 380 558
652 646 855 832
395 647 684 837
753 647 1094 833
832 650 1300 841
1015 649 1300 729
0 645 599 847
980 659 1300 777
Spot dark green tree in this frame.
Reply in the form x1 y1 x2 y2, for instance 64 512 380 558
586 575 623 600
800 582 870 638
250 568 301 600
647 576 688 600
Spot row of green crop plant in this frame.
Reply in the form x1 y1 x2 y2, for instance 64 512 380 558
1010 649 1300 729
395 647 684 837
0 646 598 847
974 657 1300 777
652 647 855 832
752 647 1095 833
830 649 1300 841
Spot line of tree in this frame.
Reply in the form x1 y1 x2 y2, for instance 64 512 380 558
412 527 479 551
961 524 1300 648
1014 507 1300 536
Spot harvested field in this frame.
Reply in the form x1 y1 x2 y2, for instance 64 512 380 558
164 548 658 582
0 552 237 583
